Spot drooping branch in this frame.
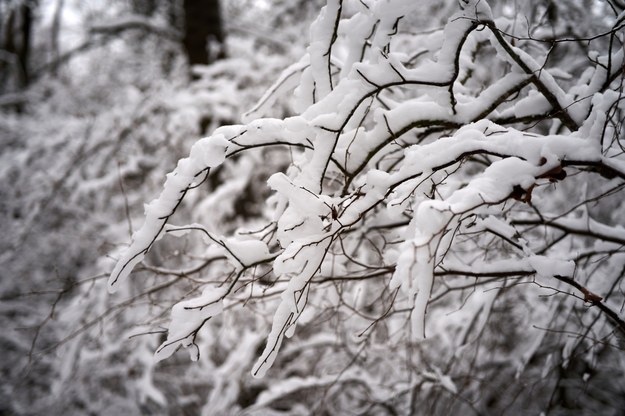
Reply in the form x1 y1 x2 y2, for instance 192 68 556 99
486 22 580 131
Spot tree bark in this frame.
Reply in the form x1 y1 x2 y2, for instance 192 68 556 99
182 0 225 67
0 1 34 101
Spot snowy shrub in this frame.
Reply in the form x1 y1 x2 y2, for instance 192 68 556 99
5 0 624 414
104 0 625 413
0 2 308 413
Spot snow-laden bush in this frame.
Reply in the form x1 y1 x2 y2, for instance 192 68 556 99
2 0 616 414
104 0 625 413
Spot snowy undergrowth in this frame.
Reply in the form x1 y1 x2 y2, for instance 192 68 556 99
0 20 307 414
13 0 625 414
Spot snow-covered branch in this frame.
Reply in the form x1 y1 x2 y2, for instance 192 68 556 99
102 0 625 412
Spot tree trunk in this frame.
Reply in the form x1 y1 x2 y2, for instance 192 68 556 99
182 0 225 68
1 2 34 92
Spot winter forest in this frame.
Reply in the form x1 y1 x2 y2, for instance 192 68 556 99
2 0 625 414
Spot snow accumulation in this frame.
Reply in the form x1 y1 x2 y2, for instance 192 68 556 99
104 0 625 393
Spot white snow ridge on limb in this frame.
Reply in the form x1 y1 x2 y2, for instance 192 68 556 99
108 134 230 293
154 287 228 362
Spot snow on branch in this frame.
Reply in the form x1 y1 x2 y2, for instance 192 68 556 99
89 14 182 41
108 0 625 383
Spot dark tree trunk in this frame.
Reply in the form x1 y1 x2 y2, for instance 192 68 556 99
1 2 34 91
182 0 225 68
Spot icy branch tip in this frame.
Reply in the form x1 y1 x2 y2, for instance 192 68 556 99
108 251 146 293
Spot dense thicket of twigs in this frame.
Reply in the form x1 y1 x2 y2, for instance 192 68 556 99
2 0 625 414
